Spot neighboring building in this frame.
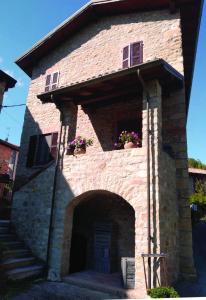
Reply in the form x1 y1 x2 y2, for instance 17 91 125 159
0 70 16 112
12 0 203 297
189 168 206 196
0 139 19 215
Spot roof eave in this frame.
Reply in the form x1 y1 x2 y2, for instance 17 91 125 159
0 70 17 91
37 59 183 104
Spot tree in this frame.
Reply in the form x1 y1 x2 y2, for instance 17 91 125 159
190 179 206 205
188 158 206 170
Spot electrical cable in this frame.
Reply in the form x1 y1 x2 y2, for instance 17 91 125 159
0 104 26 108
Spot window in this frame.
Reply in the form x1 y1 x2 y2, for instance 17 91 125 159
26 132 58 167
45 72 59 92
122 41 143 69
117 118 142 140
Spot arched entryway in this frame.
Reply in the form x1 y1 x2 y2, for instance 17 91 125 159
62 190 135 284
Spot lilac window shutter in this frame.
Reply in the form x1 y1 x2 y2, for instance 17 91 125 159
130 41 143 66
51 72 59 90
122 46 129 69
45 74 51 92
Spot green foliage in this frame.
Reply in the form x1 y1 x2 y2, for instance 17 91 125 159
148 287 179 298
190 193 206 205
188 158 206 170
190 179 206 205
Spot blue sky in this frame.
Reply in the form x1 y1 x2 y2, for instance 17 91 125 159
0 0 205 163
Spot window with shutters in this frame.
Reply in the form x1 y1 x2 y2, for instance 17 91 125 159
122 41 143 69
45 72 59 92
26 132 58 167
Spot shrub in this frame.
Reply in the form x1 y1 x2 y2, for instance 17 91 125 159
190 179 206 206
188 158 206 170
148 287 179 298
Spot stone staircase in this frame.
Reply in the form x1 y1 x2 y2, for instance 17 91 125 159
0 219 45 281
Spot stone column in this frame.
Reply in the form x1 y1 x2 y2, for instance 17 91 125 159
47 102 77 281
162 88 196 281
139 80 163 290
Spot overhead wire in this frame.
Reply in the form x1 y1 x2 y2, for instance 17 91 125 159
0 104 26 108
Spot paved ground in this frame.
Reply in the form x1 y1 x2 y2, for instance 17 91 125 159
10 222 206 299
12 281 115 300
175 221 206 297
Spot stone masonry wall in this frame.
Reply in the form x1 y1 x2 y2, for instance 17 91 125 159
159 151 179 284
12 164 56 260
11 8 193 296
50 147 148 289
162 90 196 279
15 9 182 182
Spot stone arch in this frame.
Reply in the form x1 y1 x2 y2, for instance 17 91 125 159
60 189 135 277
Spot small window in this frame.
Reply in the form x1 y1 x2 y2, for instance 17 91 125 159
26 132 58 167
45 72 59 92
122 41 143 69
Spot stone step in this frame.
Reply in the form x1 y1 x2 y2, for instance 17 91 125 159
6 264 44 280
0 233 17 242
0 219 10 227
2 248 31 259
22 282 117 300
63 276 128 298
3 240 25 249
49 283 116 300
1 256 37 270
0 226 9 233
64 277 144 299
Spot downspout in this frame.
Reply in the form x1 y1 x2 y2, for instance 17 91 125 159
46 101 63 273
137 69 151 289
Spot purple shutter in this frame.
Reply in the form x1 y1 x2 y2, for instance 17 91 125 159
51 72 59 90
122 46 129 69
50 132 58 159
130 41 143 66
45 74 51 92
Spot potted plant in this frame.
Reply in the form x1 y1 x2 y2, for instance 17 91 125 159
115 131 141 149
68 136 93 155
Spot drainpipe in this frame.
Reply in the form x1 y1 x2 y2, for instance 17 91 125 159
46 100 63 273
137 69 151 289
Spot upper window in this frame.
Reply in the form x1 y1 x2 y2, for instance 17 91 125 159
122 41 143 69
45 72 59 92
26 132 58 167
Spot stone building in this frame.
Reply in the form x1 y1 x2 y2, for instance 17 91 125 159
0 70 16 113
12 0 203 297
0 139 19 216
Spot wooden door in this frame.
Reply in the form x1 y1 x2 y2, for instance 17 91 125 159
94 222 112 273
